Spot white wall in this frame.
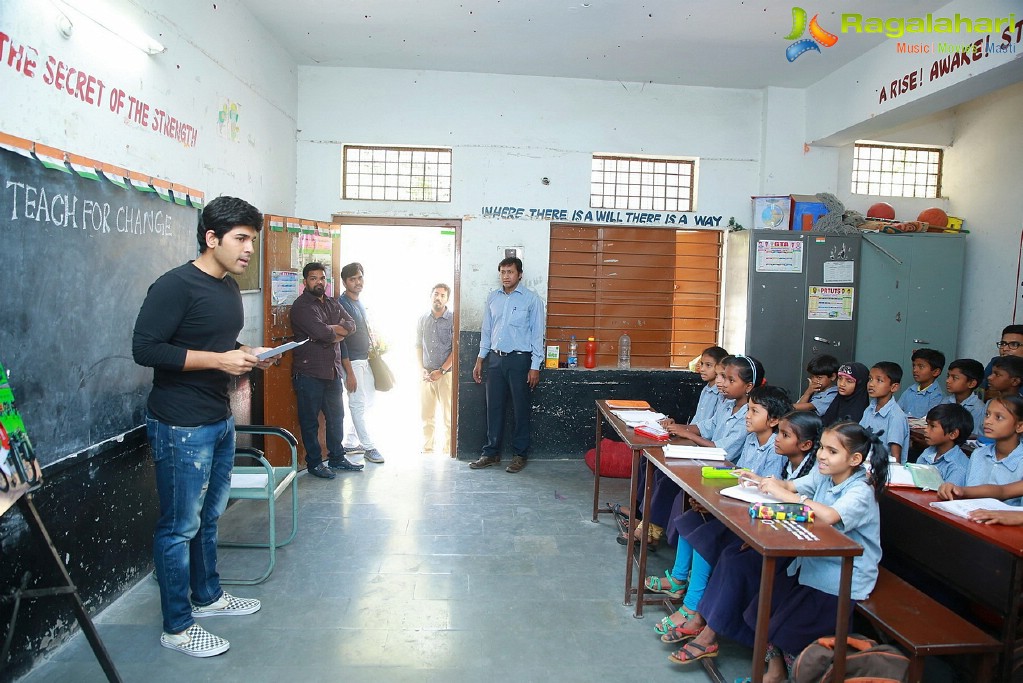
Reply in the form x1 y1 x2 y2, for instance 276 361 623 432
804 0 1022 145
760 87 840 196
0 0 299 342
295 67 766 328
833 111 956 220
943 80 1023 359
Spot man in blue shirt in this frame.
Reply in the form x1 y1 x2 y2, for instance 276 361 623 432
471 257 545 473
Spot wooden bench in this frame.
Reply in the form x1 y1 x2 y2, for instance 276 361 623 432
856 567 1002 683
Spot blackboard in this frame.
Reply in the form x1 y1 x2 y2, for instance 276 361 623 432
0 146 196 466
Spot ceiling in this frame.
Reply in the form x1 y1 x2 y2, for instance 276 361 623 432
239 0 954 89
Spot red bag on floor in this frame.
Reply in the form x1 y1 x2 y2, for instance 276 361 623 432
584 438 632 478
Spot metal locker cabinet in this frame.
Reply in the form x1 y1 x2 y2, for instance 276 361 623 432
803 233 861 385
723 230 860 399
856 232 965 392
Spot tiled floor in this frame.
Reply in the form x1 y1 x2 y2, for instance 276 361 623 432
15 453 765 683
15 456 838 682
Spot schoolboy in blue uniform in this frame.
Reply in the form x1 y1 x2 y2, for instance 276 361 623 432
793 354 839 416
899 348 946 418
987 355 1023 400
942 358 986 434
917 403 972 486
860 361 910 463
981 325 1023 395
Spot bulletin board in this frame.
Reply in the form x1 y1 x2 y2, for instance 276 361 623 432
0 133 200 466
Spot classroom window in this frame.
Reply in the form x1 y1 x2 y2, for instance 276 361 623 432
546 225 721 369
590 154 697 212
851 142 942 199
342 145 452 202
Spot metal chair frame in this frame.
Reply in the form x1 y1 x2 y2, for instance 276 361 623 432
219 425 299 585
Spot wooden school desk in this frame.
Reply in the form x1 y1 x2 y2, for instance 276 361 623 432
635 448 863 683
591 400 678 606
882 487 1023 681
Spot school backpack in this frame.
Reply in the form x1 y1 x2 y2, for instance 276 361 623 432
791 635 909 683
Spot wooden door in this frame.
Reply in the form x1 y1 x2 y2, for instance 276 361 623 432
261 216 341 466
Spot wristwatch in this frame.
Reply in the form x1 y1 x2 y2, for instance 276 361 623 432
798 495 808 505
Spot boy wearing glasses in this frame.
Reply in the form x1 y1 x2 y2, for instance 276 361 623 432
983 325 1023 396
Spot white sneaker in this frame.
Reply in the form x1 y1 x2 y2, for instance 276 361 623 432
191 592 261 618
160 624 230 657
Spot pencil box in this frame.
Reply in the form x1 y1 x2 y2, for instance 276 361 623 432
701 466 739 480
634 424 670 441
749 502 814 523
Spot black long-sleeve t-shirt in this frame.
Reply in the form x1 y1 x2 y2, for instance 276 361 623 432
132 262 244 425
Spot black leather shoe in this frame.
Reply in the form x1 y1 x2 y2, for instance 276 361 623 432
469 455 501 469
307 464 336 479
328 457 364 471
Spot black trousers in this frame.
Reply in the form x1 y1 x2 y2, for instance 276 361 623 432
482 352 532 458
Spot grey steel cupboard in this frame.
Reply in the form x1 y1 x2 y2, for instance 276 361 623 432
722 229 861 400
854 232 965 395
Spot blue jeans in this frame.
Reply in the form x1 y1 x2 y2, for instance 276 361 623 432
483 352 532 457
147 415 234 634
293 373 345 468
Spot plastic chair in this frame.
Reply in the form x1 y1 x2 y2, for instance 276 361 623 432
218 425 299 585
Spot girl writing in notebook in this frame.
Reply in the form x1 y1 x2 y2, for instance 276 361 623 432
670 422 888 683
654 408 818 644
937 395 1023 513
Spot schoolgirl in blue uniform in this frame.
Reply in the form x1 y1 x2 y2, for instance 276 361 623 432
656 409 819 645
671 422 888 683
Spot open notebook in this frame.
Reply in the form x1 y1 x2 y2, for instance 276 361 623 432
930 498 1019 519
888 463 944 491
719 484 782 505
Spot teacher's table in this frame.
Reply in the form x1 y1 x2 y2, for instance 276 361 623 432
882 487 1023 681
591 400 680 606
637 448 864 683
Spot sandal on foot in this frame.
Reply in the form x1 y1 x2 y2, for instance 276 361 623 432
654 606 695 635
644 571 687 599
606 502 630 520
661 621 705 643
669 642 718 665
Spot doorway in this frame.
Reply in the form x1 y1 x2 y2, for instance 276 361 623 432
333 216 460 459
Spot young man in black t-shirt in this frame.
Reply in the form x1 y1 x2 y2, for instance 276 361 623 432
133 196 270 658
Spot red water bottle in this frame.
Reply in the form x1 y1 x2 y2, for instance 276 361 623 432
584 337 597 368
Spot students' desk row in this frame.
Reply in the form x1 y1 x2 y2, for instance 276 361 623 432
635 447 863 683
882 487 1023 682
590 400 676 606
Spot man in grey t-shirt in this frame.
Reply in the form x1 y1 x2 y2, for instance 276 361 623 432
417 283 454 453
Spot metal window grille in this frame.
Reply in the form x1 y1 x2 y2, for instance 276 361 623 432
590 155 696 212
851 142 942 199
343 145 452 202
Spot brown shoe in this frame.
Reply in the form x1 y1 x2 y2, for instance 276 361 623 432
505 455 527 473
469 455 501 469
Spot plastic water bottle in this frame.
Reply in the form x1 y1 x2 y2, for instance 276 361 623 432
618 332 631 369
567 335 578 368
